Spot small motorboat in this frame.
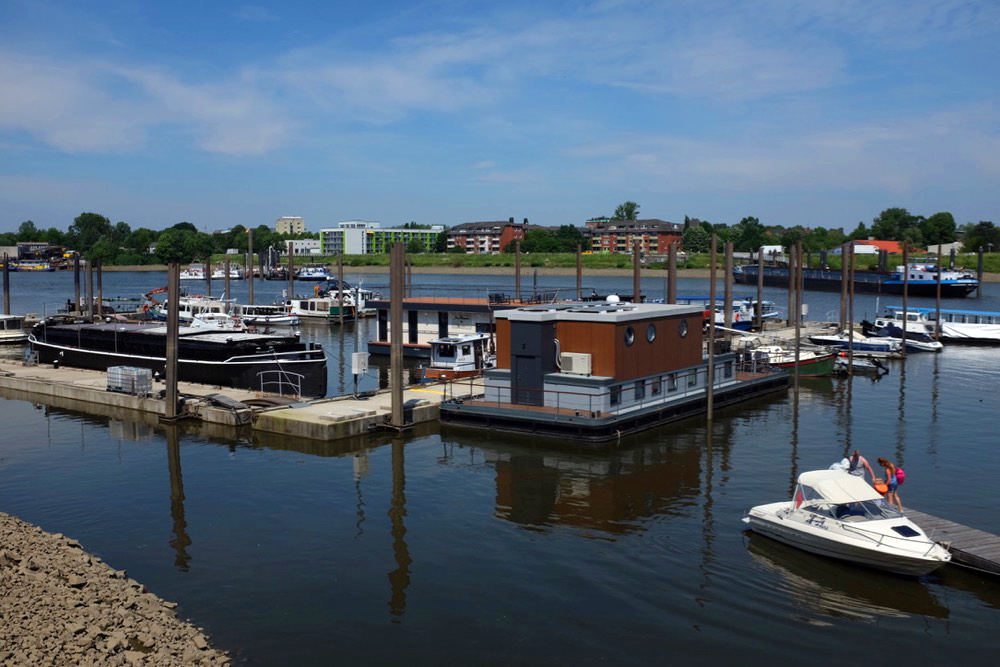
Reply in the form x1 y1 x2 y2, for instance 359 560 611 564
750 345 836 377
807 331 902 355
862 319 943 353
190 312 247 332
834 352 889 374
744 469 951 576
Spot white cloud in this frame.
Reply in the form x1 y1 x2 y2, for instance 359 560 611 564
233 6 278 24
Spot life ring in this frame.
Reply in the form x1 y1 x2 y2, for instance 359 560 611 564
142 303 150 312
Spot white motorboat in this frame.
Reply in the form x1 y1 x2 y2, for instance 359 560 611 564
807 331 902 356
234 304 299 326
885 306 1000 344
863 317 943 353
297 265 332 281
744 470 951 576
0 315 28 344
211 265 244 280
179 264 206 280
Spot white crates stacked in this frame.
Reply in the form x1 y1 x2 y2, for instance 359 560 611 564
107 366 153 396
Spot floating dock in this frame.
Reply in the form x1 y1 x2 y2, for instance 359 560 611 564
908 510 1000 576
0 361 482 442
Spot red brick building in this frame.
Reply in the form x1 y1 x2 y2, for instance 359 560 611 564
447 218 537 254
585 218 683 256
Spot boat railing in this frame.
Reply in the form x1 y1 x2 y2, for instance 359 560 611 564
834 516 943 556
258 369 303 398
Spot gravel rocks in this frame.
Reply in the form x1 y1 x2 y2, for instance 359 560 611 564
0 512 229 666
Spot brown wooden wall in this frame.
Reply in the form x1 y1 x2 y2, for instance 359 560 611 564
557 314 701 380
495 318 511 369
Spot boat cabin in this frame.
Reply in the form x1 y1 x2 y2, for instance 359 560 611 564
0 315 27 343
425 332 495 380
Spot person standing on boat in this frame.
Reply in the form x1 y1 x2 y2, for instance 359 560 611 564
848 450 876 482
877 457 904 513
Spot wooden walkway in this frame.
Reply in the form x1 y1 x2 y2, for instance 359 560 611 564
908 510 1000 575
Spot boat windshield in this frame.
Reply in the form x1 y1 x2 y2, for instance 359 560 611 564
435 344 456 359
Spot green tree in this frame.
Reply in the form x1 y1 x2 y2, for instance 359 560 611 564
155 229 194 264
780 226 807 250
848 221 870 240
871 207 923 242
170 221 198 233
42 227 66 246
921 212 956 246
406 239 424 254
614 201 640 220
433 229 449 253
125 228 156 255
87 236 120 264
111 221 132 243
729 216 766 252
68 213 113 250
16 220 38 241
187 232 215 260
682 224 710 252
960 221 1000 253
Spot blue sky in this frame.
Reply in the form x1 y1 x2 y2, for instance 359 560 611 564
1 0 999 233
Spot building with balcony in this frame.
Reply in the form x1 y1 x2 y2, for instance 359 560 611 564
585 218 683 256
319 221 444 255
275 216 306 235
446 218 537 254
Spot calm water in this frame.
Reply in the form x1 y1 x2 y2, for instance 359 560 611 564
2 271 1000 664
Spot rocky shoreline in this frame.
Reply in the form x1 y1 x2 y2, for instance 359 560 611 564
0 512 228 666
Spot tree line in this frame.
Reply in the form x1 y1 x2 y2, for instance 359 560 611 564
680 208 998 254
0 213 318 265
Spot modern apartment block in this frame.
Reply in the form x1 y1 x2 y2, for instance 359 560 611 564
275 216 306 235
446 218 534 254
319 221 444 255
585 218 683 256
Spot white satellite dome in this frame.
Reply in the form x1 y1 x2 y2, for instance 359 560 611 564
606 294 621 303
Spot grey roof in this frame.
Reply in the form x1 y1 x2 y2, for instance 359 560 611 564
496 301 701 323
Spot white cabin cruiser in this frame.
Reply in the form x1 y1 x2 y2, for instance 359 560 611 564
423 332 495 381
863 317 943 353
190 312 247 332
234 304 299 326
744 470 951 576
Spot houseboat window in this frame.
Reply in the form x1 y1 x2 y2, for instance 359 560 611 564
724 361 733 378
667 373 677 391
624 326 635 346
651 377 661 395
687 371 697 387
646 323 656 342
437 344 456 358
635 380 645 400
678 320 688 338
610 385 621 405
462 345 471 355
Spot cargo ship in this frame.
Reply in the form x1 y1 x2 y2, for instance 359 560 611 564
732 262 978 298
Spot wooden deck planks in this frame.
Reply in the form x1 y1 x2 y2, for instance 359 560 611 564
908 509 1000 575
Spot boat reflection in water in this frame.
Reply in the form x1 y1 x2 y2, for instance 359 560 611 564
744 532 949 621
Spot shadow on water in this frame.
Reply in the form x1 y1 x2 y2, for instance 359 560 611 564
743 531 950 621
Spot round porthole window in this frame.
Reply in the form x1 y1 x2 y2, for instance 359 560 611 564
624 326 635 346
678 319 689 338
646 323 656 343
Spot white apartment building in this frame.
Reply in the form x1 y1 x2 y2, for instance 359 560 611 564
284 239 322 255
275 216 306 235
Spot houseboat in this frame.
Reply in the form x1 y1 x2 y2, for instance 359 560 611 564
148 295 234 324
211 265 244 280
440 300 788 443
28 320 327 397
422 332 495 381
733 262 978 297
0 315 28 344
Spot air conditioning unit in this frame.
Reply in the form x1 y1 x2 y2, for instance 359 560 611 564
560 352 592 376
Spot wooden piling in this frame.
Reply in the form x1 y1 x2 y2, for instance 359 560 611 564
707 234 716 422
165 263 180 420
86 259 94 320
575 244 582 300
977 247 985 298
247 229 255 305
848 245 855 372
755 246 764 331
515 240 522 302
205 256 212 297
73 254 81 313
667 244 677 304
786 245 795 327
724 241 733 330
96 260 103 318
2 253 9 315
794 241 802 389
338 253 345 326
935 243 943 340
390 243 405 428
839 242 848 331
287 242 294 306
902 245 909 358
632 240 641 303
223 258 231 300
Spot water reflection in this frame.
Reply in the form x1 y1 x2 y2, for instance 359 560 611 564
896 363 907 466
745 532 949 621
165 424 192 572
477 437 702 534
387 438 411 620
